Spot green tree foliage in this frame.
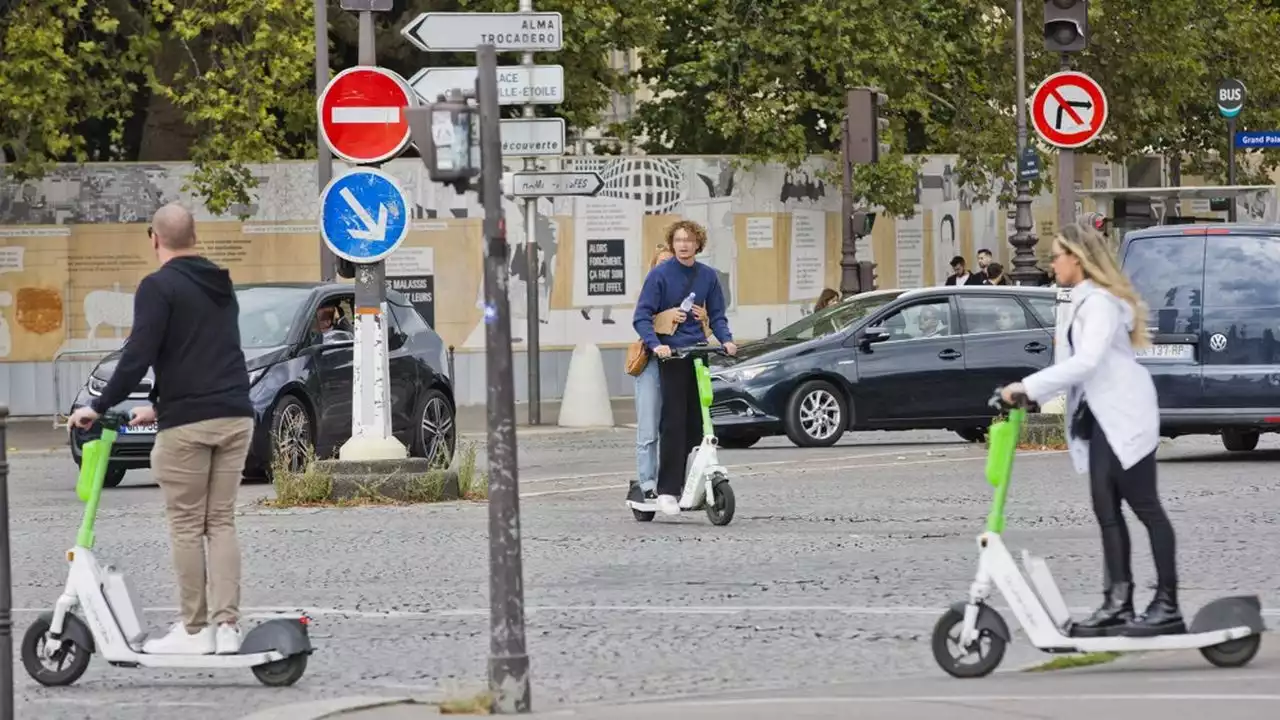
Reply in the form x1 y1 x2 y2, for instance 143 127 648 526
630 0 1280 212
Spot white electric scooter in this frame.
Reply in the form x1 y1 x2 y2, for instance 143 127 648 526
626 344 736 526
21 412 314 688
933 391 1266 678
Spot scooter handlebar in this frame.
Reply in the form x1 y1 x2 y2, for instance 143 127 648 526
661 344 730 361
989 389 1033 411
98 411 129 432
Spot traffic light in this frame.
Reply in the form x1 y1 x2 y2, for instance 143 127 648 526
336 258 355 279
846 87 890 165
1079 211 1108 232
406 92 480 194
851 210 877 236
856 260 878 293
1044 0 1088 53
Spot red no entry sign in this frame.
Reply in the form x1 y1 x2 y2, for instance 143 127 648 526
317 66 416 164
1030 71 1108 149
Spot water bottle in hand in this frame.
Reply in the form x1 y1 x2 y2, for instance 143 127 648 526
679 292 696 313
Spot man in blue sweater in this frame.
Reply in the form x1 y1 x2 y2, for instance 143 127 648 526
633 220 737 515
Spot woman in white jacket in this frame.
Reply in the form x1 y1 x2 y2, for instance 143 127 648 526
1000 223 1182 638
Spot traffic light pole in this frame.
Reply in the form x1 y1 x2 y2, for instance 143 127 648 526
521 0 542 425
1009 0 1040 286
1227 116 1238 222
477 44 533 714
1056 53 1076 236
839 92 858 296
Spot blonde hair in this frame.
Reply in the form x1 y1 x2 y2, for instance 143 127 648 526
648 243 674 270
1056 223 1150 349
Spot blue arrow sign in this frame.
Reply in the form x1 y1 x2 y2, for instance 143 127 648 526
320 168 410 264
1235 131 1280 148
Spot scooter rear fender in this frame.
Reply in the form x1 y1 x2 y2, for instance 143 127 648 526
240 617 313 657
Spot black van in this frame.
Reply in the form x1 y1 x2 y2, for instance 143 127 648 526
1118 224 1280 451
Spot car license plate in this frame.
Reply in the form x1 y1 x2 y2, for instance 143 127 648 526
1136 344 1194 360
122 423 157 434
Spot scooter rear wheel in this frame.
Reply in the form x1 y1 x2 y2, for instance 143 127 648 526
1200 634 1261 668
22 615 92 687
931 607 1007 678
252 654 309 686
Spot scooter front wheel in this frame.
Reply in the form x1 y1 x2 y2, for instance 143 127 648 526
705 477 735 526
22 615 93 687
931 607 1006 678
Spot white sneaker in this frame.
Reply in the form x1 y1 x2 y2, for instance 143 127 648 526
657 494 681 516
215 623 242 655
143 623 215 655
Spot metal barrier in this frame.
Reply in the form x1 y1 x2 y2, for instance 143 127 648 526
0 406 13 718
447 345 456 382
50 348 118 428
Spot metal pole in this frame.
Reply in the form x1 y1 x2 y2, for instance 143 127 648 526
0 406 12 720
1055 53 1076 234
478 44 532 714
315 0 338 281
839 93 858 295
1227 116 1238 222
343 10 401 456
1010 0 1040 285
521 0 541 425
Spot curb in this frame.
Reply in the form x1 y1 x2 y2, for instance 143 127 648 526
240 696 437 720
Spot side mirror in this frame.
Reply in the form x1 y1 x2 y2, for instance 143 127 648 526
388 328 407 351
861 325 891 346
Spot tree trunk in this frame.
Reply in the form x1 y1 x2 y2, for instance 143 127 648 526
136 40 199 161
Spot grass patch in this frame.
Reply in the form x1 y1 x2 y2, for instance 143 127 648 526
264 438 487 508
1018 441 1068 451
439 691 493 714
455 441 488 500
1024 651 1121 672
269 444 334 506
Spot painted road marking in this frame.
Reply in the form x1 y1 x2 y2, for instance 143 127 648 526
519 449 1068 497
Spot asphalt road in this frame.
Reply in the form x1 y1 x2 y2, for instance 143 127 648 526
7 428 1280 719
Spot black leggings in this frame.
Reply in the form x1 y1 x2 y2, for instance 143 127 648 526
657 356 702 496
1088 421 1178 590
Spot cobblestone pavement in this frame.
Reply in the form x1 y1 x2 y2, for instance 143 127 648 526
7 429 1280 719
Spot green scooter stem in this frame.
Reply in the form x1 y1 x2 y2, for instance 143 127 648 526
984 407 1025 534
75 427 117 549
694 357 715 439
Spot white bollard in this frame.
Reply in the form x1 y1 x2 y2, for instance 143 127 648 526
558 342 615 427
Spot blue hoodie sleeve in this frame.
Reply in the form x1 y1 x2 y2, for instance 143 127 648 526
705 272 733 343
633 269 665 350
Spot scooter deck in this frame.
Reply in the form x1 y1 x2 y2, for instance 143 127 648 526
122 650 288 669
1046 626 1259 653
625 500 702 513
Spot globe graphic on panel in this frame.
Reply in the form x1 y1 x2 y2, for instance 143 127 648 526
594 158 687 215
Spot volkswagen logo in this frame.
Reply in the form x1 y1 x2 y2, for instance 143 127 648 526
1209 333 1228 352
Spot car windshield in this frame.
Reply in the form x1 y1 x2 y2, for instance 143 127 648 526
237 286 314 348
772 291 906 342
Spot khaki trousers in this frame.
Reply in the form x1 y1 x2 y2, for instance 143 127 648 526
150 417 254 631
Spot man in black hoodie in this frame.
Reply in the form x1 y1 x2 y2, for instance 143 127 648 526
69 203 254 657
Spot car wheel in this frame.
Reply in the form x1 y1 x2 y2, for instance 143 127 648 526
955 427 987 443
413 389 456 467
271 395 313 473
103 467 126 489
1222 430 1260 452
784 380 847 448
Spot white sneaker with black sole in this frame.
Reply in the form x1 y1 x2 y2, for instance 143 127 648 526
656 494 681 515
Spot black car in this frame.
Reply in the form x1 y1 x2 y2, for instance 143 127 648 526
1118 223 1280 451
69 283 456 487
708 285 1060 447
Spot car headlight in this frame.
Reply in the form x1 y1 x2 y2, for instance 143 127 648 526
86 374 107 396
713 362 777 384
248 367 266 386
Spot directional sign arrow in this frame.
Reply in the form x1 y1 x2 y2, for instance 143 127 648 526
340 187 389 242
401 11 564 52
511 171 604 197
320 168 410 264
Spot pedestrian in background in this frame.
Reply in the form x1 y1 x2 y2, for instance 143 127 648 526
985 262 1011 285
1000 222 1182 638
